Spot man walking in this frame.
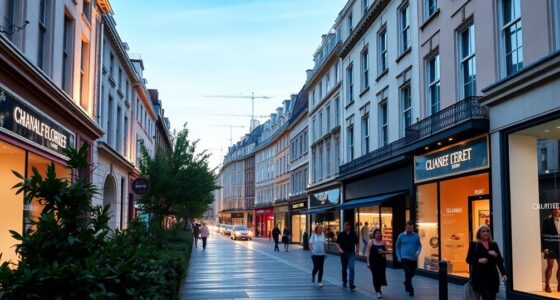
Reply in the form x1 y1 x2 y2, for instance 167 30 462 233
395 221 422 296
193 223 200 248
336 221 359 291
200 223 209 250
272 224 281 252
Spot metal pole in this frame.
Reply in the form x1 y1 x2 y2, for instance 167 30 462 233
439 260 448 300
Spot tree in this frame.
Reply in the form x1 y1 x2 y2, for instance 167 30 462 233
138 124 218 233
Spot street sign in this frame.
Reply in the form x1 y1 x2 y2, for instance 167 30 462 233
131 178 150 195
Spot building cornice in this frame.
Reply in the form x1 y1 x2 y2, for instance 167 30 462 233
97 141 135 170
339 0 391 58
307 43 342 88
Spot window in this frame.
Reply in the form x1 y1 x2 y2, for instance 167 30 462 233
400 85 412 137
347 124 354 161
312 117 316 141
425 0 438 19
346 64 354 104
427 54 441 115
62 15 74 94
326 140 331 177
501 0 523 76
335 62 340 83
347 13 353 33
326 72 331 91
124 116 128 157
335 138 340 168
4 0 16 42
79 41 89 110
107 95 114 145
319 80 323 100
379 102 388 146
37 0 50 71
362 0 368 13
312 151 317 183
312 90 316 107
118 68 123 91
82 0 92 23
335 97 341 126
399 3 410 53
116 107 122 152
378 28 388 75
126 81 130 100
318 110 323 138
361 114 369 155
459 24 476 99
109 52 114 78
361 48 369 91
326 105 331 130
318 145 323 180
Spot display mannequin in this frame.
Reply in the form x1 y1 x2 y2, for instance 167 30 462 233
542 208 560 293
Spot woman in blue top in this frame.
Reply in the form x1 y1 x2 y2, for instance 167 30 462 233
309 224 326 287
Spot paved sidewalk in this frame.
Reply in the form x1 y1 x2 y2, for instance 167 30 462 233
182 235 506 299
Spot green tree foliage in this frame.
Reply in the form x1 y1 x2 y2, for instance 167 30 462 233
0 145 189 299
138 124 218 231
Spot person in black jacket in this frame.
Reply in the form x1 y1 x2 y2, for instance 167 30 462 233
542 208 560 293
193 223 200 248
282 227 291 252
272 224 281 252
466 225 507 300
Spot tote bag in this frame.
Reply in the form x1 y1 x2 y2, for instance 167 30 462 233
464 281 481 300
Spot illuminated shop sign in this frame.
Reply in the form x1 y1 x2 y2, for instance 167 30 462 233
310 188 340 208
415 136 488 182
0 88 75 157
291 202 306 210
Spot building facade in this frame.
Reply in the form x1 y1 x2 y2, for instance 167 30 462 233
0 0 104 263
273 99 292 234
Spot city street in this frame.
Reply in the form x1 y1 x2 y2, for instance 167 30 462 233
181 235 485 300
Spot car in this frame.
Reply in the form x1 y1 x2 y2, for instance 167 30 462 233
215 224 222 233
222 225 234 235
231 225 253 240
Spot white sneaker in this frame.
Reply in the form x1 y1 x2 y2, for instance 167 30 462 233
318 282 323 287
376 292 382 298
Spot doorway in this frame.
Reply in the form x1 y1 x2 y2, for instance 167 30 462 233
468 195 491 241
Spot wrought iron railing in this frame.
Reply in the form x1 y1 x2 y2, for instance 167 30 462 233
339 97 488 176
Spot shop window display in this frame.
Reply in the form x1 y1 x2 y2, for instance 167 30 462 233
417 183 439 272
355 206 394 259
291 214 306 244
508 119 560 297
312 212 340 251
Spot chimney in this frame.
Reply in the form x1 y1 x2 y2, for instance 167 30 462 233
276 107 283 118
250 119 260 132
306 69 313 81
270 113 277 123
283 100 292 113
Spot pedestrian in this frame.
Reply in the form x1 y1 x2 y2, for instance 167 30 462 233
193 223 200 248
282 226 291 252
395 221 422 297
200 222 209 250
542 208 560 293
336 221 359 291
309 224 326 287
367 229 389 299
361 221 370 255
466 225 507 300
272 224 281 252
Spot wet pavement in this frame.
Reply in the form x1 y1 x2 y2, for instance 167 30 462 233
182 234 506 299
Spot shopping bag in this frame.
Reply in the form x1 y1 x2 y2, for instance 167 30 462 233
464 281 481 300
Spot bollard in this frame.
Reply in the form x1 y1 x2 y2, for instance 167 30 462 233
439 260 448 300
302 232 310 250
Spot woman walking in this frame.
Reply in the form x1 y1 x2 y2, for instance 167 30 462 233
466 225 507 300
272 224 281 252
366 229 389 298
282 226 291 252
193 223 200 248
309 225 326 287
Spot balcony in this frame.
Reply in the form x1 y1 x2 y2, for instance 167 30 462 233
339 97 489 177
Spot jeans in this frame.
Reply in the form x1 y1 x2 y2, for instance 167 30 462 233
194 237 198 248
401 258 417 291
340 252 356 284
274 240 279 251
201 237 207 249
312 255 325 282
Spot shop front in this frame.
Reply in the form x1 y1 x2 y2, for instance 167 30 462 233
304 186 341 252
231 212 245 226
289 200 308 244
253 207 273 238
0 84 100 263
273 203 289 234
340 164 413 262
414 135 490 278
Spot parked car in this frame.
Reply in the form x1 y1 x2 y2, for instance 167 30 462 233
231 225 253 240
222 225 234 235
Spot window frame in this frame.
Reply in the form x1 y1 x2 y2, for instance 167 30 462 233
426 53 441 116
499 0 523 77
379 101 388 146
346 63 354 104
361 113 370 155
400 84 412 138
361 47 369 91
424 0 438 20
398 2 411 54
457 22 476 100
347 124 354 162
378 26 388 75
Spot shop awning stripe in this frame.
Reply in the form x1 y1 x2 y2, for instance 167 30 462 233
335 192 406 210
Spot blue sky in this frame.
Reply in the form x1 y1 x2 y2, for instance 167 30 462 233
111 0 345 168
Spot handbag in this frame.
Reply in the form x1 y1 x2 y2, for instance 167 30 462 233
464 280 481 300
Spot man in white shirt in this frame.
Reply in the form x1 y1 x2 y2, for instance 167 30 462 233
360 222 370 255
200 223 210 250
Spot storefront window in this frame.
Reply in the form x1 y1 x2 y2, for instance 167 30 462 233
0 141 25 263
440 173 489 278
381 206 393 260
417 183 439 272
509 120 560 297
291 214 306 244
356 206 379 256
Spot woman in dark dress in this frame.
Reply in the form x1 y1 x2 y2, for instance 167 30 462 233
366 229 389 299
466 225 507 300
282 227 291 252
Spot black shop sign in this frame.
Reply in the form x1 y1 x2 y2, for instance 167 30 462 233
0 87 75 157
414 136 489 182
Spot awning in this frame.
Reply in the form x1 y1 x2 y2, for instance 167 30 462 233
301 206 336 215
336 192 406 210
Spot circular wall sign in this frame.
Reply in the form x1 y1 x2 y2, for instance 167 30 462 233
131 178 150 195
